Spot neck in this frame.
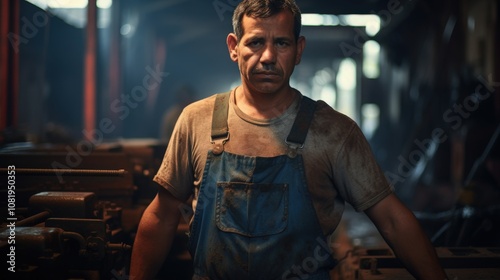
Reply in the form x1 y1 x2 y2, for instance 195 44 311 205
234 85 296 119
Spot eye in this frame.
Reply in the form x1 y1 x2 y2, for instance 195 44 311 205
247 39 263 48
276 39 290 48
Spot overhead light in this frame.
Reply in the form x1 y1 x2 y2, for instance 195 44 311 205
302 14 339 26
302 13 380 36
361 103 380 139
26 0 112 28
336 58 358 122
363 40 381 79
46 0 87 8
97 0 112 9
337 58 357 91
27 0 112 9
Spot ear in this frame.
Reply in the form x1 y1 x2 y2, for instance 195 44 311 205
227 33 239 62
295 36 306 65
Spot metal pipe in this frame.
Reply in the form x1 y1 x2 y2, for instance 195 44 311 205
62 231 87 256
107 242 132 251
14 210 51 227
0 168 127 176
464 124 500 187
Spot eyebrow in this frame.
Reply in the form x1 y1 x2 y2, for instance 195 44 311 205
244 35 293 42
274 37 293 42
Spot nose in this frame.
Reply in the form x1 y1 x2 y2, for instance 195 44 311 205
260 43 276 65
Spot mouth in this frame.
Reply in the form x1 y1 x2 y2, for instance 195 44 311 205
253 71 281 78
253 73 280 83
254 71 278 75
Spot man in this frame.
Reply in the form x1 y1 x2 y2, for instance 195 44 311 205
131 0 448 279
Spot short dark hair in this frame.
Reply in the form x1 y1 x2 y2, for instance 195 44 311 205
232 0 302 42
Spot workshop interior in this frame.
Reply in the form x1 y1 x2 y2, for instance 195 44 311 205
1 0 499 279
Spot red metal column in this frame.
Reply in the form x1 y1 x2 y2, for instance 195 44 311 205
495 1 500 121
0 1 7 131
0 0 19 131
83 0 97 139
108 0 122 137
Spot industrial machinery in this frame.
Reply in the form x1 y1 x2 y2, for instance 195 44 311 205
355 247 500 279
0 142 169 279
1 191 131 279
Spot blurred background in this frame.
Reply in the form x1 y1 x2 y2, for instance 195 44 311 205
1 0 499 279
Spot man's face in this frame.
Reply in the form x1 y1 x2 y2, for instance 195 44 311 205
227 11 305 95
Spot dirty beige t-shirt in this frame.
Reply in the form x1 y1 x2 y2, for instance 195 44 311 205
154 89 392 236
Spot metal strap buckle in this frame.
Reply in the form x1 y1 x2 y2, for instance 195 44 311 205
211 132 230 155
285 139 303 158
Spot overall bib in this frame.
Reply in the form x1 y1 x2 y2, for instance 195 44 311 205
188 92 336 280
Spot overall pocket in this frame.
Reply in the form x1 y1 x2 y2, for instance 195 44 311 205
215 182 288 237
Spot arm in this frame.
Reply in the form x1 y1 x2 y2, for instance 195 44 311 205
364 193 448 280
130 187 183 280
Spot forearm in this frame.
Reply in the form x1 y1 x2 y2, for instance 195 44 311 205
378 207 446 279
130 213 174 279
366 194 447 280
130 191 182 280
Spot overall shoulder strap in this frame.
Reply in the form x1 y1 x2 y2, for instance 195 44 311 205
211 91 231 154
285 96 317 158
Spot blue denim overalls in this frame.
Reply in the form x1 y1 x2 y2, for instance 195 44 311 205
188 92 335 280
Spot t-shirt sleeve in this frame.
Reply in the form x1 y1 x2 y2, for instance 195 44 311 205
334 122 392 211
153 109 194 202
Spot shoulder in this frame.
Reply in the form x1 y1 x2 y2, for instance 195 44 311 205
169 94 220 138
309 99 358 139
182 94 218 117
